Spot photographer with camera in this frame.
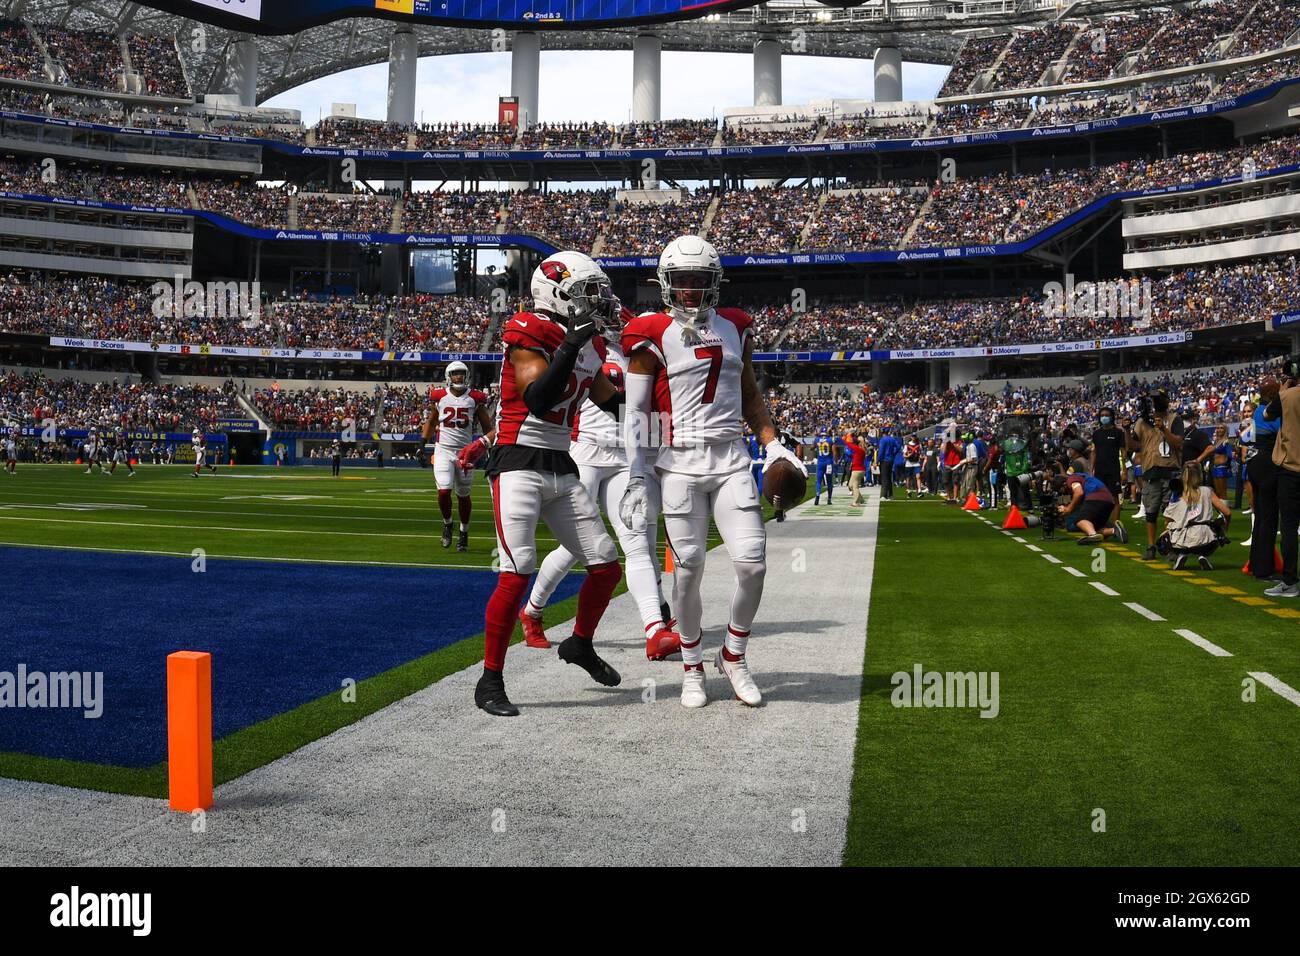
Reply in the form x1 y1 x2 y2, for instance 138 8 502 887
1055 467 1128 545
1125 390 1185 560
1265 372 1300 597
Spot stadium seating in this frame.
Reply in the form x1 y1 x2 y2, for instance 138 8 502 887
0 369 238 430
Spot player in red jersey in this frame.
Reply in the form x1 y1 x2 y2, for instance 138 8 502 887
459 251 626 717
620 236 801 709
517 308 680 659
421 361 493 552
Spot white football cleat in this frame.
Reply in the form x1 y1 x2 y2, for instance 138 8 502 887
681 667 708 708
715 649 761 706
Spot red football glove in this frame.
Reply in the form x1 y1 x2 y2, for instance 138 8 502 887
457 438 488 472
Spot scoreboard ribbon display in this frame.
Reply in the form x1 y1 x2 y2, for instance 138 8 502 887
162 0 749 31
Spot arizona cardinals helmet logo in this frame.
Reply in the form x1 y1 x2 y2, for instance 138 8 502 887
540 260 571 283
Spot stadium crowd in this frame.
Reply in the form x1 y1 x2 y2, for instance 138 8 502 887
0 369 237 431
506 189 611 249
0 18 49 82
402 190 503 235
3 250 1296 353
769 361 1272 446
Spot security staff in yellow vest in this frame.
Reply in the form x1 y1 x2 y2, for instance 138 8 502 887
1266 377 1300 597
1125 390 1185 560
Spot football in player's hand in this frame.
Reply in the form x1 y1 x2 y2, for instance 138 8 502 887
763 458 807 509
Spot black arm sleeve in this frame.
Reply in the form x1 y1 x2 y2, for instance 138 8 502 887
522 342 581 418
595 391 625 414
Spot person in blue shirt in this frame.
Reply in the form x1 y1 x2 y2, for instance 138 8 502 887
813 428 837 505
877 425 901 500
1249 382 1283 581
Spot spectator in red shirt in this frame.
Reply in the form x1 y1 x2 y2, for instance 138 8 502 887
943 437 964 502
842 431 868 507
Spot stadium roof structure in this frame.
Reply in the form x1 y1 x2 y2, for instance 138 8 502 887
7 0 1174 103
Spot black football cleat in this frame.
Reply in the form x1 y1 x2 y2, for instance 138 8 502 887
456 530 469 552
557 636 621 686
660 600 673 624
441 522 453 549
474 670 519 717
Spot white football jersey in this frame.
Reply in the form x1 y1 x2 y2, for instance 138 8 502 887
572 340 626 451
622 307 753 475
430 387 488 451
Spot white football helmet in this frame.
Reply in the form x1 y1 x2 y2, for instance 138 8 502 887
446 360 469 394
530 251 617 326
657 235 722 324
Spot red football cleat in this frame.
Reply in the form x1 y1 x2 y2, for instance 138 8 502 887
646 625 682 661
519 607 551 649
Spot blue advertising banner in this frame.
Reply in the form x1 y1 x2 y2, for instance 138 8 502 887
161 0 750 31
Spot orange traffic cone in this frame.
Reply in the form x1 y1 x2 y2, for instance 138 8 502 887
664 546 674 573
962 492 981 511
1002 505 1027 530
1241 548 1286 574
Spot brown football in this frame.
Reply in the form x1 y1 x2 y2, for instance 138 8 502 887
763 458 808 508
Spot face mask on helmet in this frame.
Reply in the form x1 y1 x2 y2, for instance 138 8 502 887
564 276 618 326
661 267 721 317
446 361 469 393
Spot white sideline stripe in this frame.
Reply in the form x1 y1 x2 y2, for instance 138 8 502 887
1249 671 1300 707
0 540 501 571
1041 554 1063 564
1025 544 1043 552
0 515 438 539
0 498 489 525
1012 536 1027 543
1063 566 1088 578
1124 602 1166 622
1174 629 1233 658
1001 530 1013 536
1090 582 1120 596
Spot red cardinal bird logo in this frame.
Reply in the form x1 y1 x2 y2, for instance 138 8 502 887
540 260 571 283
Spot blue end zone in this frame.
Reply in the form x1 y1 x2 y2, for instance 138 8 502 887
0 546 583 767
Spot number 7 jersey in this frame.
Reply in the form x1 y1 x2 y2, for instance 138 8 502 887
622 307 754 475
496 311 607 451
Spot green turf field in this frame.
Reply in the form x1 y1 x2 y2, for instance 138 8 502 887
845 498 1300 866
0 462 619 567
0 462 742 796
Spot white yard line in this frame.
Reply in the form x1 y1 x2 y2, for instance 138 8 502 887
1173 629 1233 658
1124 602 1166 622
1248 671 1300 707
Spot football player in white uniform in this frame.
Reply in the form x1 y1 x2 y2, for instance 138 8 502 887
4 426 17 475
620 236 800 709
84 428 103 474
465 251 627 717
421 361 493 552
518 310 680 658
192 429 210 477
